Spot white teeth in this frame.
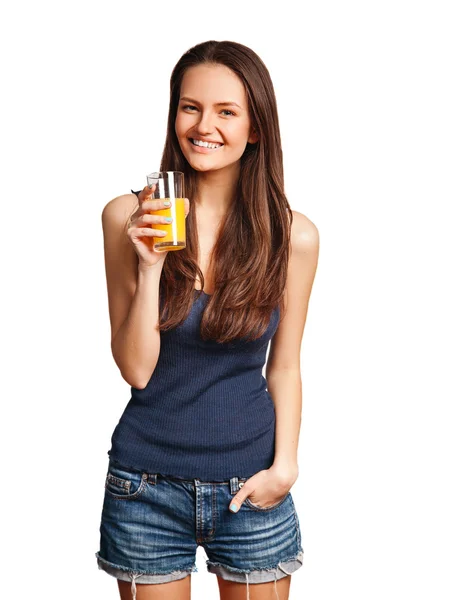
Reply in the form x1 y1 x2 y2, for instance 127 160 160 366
192 139 222 149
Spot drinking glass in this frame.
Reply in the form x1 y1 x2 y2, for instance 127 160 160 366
146 171 186 251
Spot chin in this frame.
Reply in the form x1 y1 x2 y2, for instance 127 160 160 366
184 155 219 172
188 155 239 173
189 163 221 173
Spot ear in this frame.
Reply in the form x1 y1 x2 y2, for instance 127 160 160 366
248 128 259 144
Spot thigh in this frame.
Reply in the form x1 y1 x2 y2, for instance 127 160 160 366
117 575 191 600
217 574 291 600
95 460 198 591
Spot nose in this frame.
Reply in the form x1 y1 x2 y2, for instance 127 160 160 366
196 110 215 136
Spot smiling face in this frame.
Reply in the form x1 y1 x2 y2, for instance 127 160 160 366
175 63 258 174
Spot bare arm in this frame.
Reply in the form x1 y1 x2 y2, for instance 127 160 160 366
267 211 320 478
111 263 164 389
102 195 166 389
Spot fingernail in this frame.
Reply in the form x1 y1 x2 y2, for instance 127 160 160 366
164 201 171 206
230 503 238 513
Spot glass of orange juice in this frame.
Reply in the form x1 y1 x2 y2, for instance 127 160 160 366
146 171 186 252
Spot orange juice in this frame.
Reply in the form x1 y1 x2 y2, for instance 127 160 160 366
150 198 186 251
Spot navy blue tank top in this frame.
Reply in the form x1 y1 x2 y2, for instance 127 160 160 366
107 290 280 481
108 192 281 481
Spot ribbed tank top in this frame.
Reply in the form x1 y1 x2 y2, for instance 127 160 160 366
107 289 281 481
108 191 281 481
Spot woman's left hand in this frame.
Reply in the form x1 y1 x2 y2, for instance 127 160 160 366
228 464 298 513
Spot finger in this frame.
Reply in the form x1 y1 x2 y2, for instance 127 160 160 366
229 485 250 513
141 198 172 212
139 213 173 226
129 227 167 238
138 184 156 206
184 197 190 217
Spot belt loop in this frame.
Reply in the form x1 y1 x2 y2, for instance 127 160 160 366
146 473 157 485
229 476 240 494
230 476 248 493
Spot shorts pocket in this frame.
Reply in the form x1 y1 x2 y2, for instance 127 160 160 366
243 492 292 512
104 462 148 500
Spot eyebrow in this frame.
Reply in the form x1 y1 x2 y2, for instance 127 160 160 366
180 96 242 109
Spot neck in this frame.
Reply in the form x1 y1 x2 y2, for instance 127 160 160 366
195 162 240 217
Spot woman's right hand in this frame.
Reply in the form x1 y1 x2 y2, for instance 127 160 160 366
127 185 189 269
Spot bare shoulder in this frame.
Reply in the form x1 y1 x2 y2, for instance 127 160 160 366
290 210 320 254
102 192 139 226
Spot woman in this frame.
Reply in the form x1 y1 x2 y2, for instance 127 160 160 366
96 40 319 600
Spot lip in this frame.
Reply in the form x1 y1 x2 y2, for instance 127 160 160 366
188 138 224 153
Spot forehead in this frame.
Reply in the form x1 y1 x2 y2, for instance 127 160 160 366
180 64 247 107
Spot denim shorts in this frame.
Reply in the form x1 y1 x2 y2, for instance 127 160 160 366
95 458 304 599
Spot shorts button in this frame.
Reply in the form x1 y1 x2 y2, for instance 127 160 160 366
238 482 244 488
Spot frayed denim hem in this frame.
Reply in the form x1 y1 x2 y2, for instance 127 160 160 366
206 550 304 600
96 553 198 600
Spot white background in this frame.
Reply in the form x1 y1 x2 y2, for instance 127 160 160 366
1 0 448 598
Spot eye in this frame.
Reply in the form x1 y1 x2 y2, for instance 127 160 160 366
181 105 236 116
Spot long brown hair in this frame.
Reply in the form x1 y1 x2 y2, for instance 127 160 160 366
140 40 292 344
